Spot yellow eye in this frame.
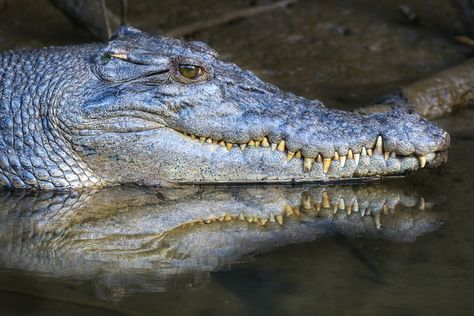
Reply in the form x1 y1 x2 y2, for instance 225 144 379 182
178 64 203 80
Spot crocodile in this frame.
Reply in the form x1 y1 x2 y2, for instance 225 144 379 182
0 183 441 295
0 26 450 190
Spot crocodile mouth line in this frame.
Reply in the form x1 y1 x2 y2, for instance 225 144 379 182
176 131 445 174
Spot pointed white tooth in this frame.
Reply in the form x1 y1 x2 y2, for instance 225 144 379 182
226 142 233 150
285 205 294 216
322 191 330 208
269 213 276 223
199 137 206 143
334 151 339 160
255 140 261 147
375 136 383 153
316 154 322 163
240 144 247 151
352 198 359 212
361 147 367 157
340 156 346 167
354 153 360 166
219 140 226 147
212 139 219 145
367 148 373 157
287 151 295 161
419 155 426 168
295 151 302 159
261 137 270 147
338 198 345 210
303 158 314 173
271 143 277 151
384 151 390 160
277 140 286 151
206 137 213 144
248 140 255 146
276 215 284 225
302 195 313 209
190 134 196 140
323 158 331 174
348 150 353 160
224 214 233 221
238 213 245 220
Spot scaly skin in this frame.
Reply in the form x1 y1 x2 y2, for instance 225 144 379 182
0 184 441 293
0 26 450 190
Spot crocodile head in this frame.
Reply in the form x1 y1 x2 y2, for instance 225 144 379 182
0 26 450 189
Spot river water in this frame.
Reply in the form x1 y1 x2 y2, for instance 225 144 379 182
0 1 473 315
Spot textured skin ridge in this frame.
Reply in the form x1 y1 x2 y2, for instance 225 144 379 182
0 46 101 189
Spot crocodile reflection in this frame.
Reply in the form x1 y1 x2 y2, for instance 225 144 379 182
0 183 442 295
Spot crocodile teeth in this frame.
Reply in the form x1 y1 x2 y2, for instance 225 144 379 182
276 215 284 225
354 153 360 166
338 198 345 210
199 137 206 143
348 149 353 160
295 151 302 159
334 151 339 161
238 213 245 220
219 140 226 147
316 154 323 163
271 143 277 151
259 218 268 225
322 192 330 208
322 158 331 174
384 151 390 160
239 144 247 151
226 142 233 150
361 147 367 157
248 140 255 146
419 155 427 168
261 137 270 147
303 158 314 173
375 136 383 153
367 148 373 157
212 139 219 145
269 213 276 223
255 140 261 147
206 137 213 144
340 156 346 167
352 198 359 212
287 151 295 161
277 140 286 152
285 205 294 216
190 134 196 140
302 195 313 209
224 214 233 221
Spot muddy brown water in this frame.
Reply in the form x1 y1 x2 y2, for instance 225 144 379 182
0 1 473 315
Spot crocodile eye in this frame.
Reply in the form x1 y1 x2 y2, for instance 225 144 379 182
178 64 203 80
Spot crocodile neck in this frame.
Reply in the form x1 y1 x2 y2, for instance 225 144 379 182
0 46 100 190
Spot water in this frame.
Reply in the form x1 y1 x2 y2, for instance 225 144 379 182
0 1 473 315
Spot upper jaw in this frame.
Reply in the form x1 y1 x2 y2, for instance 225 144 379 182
169 104 449 180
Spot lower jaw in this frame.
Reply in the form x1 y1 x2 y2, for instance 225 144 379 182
167 150 446 184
